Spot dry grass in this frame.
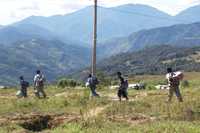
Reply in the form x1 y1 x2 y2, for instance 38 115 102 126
0 72 200 133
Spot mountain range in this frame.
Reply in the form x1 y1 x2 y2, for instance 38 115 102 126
1 4 200 85
6 4 200 46
14 4 173 45
99 22 200 58
1 4 200 47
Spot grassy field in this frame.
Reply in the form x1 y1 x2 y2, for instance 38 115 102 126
0 72 200 133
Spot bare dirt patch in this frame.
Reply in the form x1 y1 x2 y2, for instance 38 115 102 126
84 105 109 119
0 113 80 132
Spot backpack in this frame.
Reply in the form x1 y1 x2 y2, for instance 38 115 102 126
38 77 44 86
120 80 128 90
24 81 29 88
123 80 129 89
88 77 99 86
21 80 29 88
36 75 45 86
169 77 180 87
92 77 99 85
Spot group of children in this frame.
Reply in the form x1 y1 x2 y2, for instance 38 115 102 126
87 67 183 102
17 70 46 98
18 67 183 102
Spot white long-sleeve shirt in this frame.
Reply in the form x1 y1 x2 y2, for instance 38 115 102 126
34 74 45 87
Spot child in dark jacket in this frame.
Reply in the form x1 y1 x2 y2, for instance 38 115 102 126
19 76 29 98
117 72 129 101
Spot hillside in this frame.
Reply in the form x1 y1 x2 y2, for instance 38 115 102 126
0 24 57 45
0 39 90 86
99 22 200 58
98 45 200 76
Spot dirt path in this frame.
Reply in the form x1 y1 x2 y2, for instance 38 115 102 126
54 92 68 97
81 91 149 119
84 105 109 119
106 92 148 102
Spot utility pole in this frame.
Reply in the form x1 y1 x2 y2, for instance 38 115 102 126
92 0 97 76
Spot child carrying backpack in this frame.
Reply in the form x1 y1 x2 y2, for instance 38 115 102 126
16 76 29 98
166 68 183 102
117 72 129 101
87 74 100 97
34 70 46 98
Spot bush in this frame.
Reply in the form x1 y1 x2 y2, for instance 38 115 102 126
181 80 190 88
96 71 112 86
146 84 156 90
57 79 79 88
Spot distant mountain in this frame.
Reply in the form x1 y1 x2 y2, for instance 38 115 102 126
5 4 200 47
176 5 200 24
0 24 57 45
98 45 200 76
0 39 90 86
1 4 200 85
99 22 200 58
14 4 173 45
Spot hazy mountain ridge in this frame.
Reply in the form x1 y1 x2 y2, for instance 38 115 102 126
99 22 200 58
1 4 200 47
176 5 200 24
13 4 174 45
0 24 57 45
6 4 199 47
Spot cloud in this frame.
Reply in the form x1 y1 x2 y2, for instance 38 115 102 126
0 0 199 25
18 2 40 11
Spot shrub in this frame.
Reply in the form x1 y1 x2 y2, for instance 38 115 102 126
146 84 156 90
96 71 112 87
57 79 79 88
181 80 190 88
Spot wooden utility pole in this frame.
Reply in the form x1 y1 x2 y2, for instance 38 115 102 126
92 0 97 76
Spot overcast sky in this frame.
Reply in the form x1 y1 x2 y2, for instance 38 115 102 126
0 0 200 25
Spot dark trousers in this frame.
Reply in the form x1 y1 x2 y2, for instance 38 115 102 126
168 86 183 102
118 86 128 101
21 88 27 97
35 86 46 98
118 89 128 98
90 85 99 97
